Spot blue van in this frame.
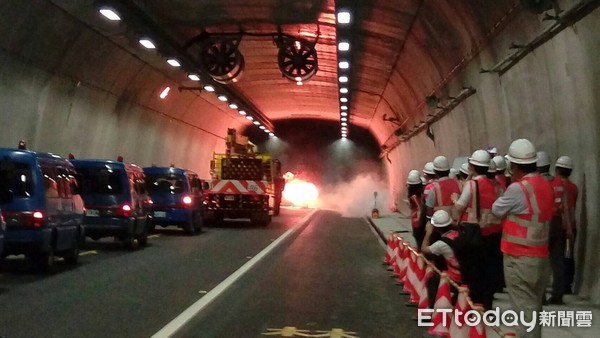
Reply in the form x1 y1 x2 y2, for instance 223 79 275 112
70 160 151 249
0 149 84 271
143 166 203 235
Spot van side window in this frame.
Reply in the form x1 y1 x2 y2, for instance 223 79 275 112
190 176 200 193
56 168 71 198
41 167 59 199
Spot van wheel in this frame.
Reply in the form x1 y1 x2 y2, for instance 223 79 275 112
193 211 203 233
35 249 56 273
64 239 80 265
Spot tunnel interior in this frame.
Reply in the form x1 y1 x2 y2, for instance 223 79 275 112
0 0 599 302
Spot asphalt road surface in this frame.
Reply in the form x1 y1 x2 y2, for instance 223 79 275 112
0 208 422 338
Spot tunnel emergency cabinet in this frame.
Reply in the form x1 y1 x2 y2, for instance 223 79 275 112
202 129 284 226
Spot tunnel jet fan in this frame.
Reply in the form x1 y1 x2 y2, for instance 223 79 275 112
199 37 245 84
277 38 318 83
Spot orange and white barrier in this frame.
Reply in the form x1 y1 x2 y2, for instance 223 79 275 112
383 233 504 338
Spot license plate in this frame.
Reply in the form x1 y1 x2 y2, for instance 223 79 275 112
154 211 166 218
224 195 235 201
86 209 99 217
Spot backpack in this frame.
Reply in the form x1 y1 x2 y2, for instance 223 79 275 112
440 224 484 286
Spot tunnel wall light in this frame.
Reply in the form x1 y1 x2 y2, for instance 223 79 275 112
139 39 156 49
339 76 348 83
338 42 350 51
203 85 215 92
337 11 351 24
99 9 121 21
246 116 254 120
159 87 170 99
238 110 247 115
340 97 348 103
229 103 238 109
188 74 200 81
166 58 181 67
339 61 349 69
340 88 348 94
217 95 228 102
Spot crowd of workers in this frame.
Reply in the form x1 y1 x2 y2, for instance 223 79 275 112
405 138 578 338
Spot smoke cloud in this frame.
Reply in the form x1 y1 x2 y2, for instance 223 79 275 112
317 172 390 218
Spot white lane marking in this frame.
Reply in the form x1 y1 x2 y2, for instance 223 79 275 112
151 209 319 338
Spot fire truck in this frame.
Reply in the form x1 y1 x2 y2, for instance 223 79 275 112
202 129 284 226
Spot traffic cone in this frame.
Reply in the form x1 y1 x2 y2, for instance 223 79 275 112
428 273 452 337
396 241 408 281
385 233 396 264
403 250 417 303
449 287 470 338
418 263 435 309
391 237 402 276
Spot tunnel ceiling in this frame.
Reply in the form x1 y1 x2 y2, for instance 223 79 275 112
50 0 521 143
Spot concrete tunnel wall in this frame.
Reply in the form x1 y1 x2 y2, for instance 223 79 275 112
383 9 600 303
0 1 241 177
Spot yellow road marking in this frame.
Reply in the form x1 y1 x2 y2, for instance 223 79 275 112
79 250 98 256
148 234 160 239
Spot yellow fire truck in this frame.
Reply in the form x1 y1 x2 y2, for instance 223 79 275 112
202 129 284 226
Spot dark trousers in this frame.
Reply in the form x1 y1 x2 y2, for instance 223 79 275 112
427 273 458 309
549 231 567 300
479 233 502 309
564 229 576 294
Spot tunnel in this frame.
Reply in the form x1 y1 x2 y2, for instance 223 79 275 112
0 0 599 335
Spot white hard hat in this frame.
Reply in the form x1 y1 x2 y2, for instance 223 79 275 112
433 156 450 171
449 168 458 179
536 151 551 167
555 156 573 169
487 160 496 174
431 210 452 228
420 177 427 184
506 139 537 164
469 150 491 167
423 162 435 175
492 155 507 171
407 170 422 185
459 162 469 175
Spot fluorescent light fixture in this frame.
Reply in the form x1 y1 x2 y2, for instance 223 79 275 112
217 95 228 102
341 122 348 126
99 8 121 21
340 88 348 94
246 116 254 120
296 81 303 86
253 121 260 125
341 134 347 138
341 117 347 122
188 74 200 81
159 87 170 99
339 61 349 69
229 103 238 109
294 76 302 82
264 129 271 133
341 105 348 110
341 112 348 116
203 85 215 92
338 42 350 51
166 59 180 67
259 126 266 130
337 11 351 24
269 133 275 137
340 97 348 103
239 110 247 115
139 39 156 49
339 76 348 83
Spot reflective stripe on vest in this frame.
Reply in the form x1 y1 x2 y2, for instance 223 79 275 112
443 231 462 283
550 176 566 216
410 195 421 228
462 177 503 235
432 179 461 213
501 177 552 256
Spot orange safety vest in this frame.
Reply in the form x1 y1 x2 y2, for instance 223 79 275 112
440 230 462 283
461 177 504 236
410 195 422 229
501 175 554 257
432 178 461 213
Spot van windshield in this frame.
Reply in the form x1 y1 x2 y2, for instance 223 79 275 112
76 168 124 195
146 174 185 194
0 161 34 198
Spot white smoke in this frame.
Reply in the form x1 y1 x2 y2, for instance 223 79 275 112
317 172 390 217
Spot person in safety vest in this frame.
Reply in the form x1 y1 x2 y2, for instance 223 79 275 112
493 155 509 188
545 155 577 304
553 156 578 296
454 150 504 310
407 170 425 249
425 156 461 217
492 139 554 338
417 162 437 251
537 151 552 180
457 162 470 186
421 210 461 307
